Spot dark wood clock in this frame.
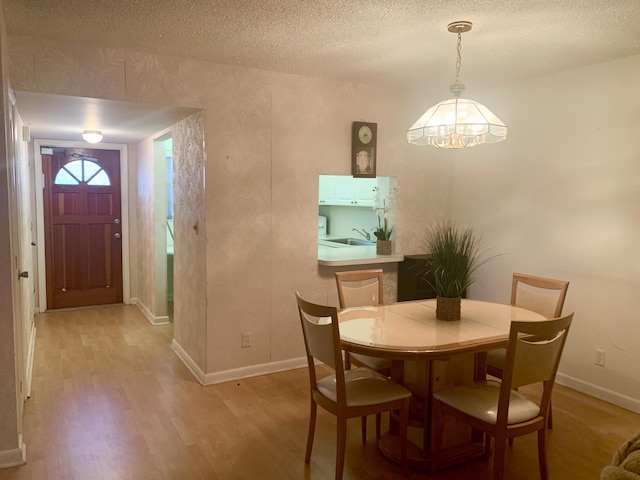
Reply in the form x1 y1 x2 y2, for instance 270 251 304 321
351 121 377 178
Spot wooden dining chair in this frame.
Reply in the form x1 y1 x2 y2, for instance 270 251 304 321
295 292 411 480
335 269 393 441
432 313 574 480
335 269 392 373
486 272 569 429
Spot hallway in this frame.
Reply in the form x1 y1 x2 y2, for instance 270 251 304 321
0 305 638 479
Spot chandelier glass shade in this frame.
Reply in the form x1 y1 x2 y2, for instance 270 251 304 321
406 95 507 148
407 21 507 149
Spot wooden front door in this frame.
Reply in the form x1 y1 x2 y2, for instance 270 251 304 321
42 148 123 309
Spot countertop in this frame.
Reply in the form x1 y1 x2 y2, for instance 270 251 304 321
318 237 404 266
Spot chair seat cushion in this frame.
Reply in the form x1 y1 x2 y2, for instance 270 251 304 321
433 380 540 425
317 367 410 407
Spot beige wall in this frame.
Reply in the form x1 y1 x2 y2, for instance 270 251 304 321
7 37 451 378
0 4 19 456
451 55 640 410
172 112 206 369
133 137 158 316
4 24 640 412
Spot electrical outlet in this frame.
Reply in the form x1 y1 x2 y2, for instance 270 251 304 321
241 332 251 348
595 348 606 367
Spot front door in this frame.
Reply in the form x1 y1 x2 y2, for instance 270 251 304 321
42 148 123 309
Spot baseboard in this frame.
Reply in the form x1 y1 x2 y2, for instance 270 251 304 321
25 326 36 398
171 339 206 385
170 339 307 387
203 357 308 386
556 372 640 414
134 300 171 325
0 439 26 469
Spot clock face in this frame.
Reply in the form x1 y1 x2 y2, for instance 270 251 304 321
358 125 373 144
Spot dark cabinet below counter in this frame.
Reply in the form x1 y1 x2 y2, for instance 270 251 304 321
397 254 436 301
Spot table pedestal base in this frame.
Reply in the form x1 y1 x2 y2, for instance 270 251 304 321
378 432 486 471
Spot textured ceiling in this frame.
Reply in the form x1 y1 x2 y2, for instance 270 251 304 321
3 0 640 142
5 0 640 91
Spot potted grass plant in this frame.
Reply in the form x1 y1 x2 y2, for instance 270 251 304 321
424 220 496 320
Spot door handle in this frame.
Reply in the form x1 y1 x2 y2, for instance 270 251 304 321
19 271 29 278
114 233 121 239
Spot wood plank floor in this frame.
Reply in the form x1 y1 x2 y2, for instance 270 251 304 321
1 304 638 479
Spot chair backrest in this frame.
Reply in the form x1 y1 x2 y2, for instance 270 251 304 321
498 313 574 423
295 292 346 398
511 273 569 319
335 269 384 308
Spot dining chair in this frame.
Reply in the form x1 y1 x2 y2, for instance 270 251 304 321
335 269 393 441
486 272 569 429
432 312 574 480
295 292 411 480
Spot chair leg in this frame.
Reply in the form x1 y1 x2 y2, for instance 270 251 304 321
547 400 553 429
538 428 549 480
484 433 492 458
492 435 507 480
305 400 317 463
375 413 381 441
399 398 410 473
336 415 347 480
361 416 367 444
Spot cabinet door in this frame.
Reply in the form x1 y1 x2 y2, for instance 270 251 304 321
334 176 355 205
319 176 335 205
353 178 377 207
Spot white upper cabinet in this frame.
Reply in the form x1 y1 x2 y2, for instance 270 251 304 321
318 175 377 207
354 178 377 206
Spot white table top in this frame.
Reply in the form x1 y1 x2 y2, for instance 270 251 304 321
339 298 546 360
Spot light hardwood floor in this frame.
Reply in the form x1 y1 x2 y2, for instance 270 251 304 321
1 304 638 479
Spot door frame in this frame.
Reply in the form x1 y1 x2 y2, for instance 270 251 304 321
34 139 130 312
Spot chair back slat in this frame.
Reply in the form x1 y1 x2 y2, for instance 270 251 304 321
511 329 569 388
295 292 345 392
335 269 384 308
511 273 569 319
340 281 380 308
515 287 562 319
500 313 574 403
299 310 338 368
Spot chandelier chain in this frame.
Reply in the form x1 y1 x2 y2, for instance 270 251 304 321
455 32 462 82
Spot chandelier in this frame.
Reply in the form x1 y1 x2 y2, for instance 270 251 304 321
407 21 507 149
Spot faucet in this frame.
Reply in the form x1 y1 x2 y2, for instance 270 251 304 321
352 228 371 240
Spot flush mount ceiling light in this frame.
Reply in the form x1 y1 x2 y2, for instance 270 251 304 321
82 130 103 143
407 21 507 149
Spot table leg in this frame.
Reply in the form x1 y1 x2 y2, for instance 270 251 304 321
378 354 487 470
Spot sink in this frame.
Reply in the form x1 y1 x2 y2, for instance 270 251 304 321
326 238 376 246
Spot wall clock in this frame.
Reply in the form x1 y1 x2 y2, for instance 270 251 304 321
351 121 377 178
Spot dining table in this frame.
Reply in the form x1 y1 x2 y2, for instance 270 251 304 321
338 297 547 470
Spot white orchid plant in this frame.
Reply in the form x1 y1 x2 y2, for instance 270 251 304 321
372 186 398 241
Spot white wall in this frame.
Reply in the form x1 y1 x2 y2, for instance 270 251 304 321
451 55 640 411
